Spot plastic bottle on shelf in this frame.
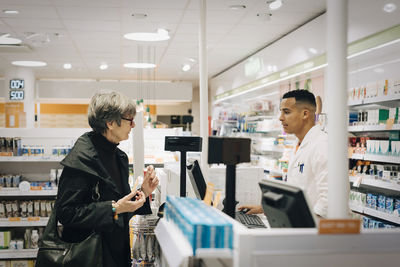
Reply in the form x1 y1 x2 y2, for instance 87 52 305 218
31 229 39 249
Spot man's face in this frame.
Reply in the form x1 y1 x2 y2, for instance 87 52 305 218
279 97 304 135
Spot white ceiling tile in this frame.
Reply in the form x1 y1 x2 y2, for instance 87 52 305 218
56 6 120 21
63 20 120 31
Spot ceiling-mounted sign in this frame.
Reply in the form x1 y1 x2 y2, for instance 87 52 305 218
9 90 24 100
9 79 24 89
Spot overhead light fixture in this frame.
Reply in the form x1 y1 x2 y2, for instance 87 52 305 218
229 5 246 10
308 47 318 54
12 61 47 67
63 63 72 70
123 63 156 69
269 0 283 10
124 28 170 42
0 34 22 45
182 64 191 72
188 58 197 63
99 63 108 70
256 13 272 21
383 3 397 13
131 13 148 19
3 10 19 14
267 65 277 72
373 68 384 73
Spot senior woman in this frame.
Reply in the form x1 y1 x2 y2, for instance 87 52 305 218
55 90 158 267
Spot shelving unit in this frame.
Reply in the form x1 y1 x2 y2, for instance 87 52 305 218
348 95 400 107
349 176 400 192
0 217 49 227
349 124 400 132
0 249 38 259
0 188 57 197
0 128 87 261
350 153 400 164
0 156 65 162
348 92 400 227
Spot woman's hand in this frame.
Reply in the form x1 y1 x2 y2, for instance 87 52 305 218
114 190 146 214
141 165 159 197
238 205 263 214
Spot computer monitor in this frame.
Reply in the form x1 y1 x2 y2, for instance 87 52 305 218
187 160 207 200
259 180 316 228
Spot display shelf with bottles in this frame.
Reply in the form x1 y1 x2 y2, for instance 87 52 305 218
0 128 88 260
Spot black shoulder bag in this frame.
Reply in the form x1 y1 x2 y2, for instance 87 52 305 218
35 181 103 267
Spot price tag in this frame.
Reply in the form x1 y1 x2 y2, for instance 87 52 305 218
30 186 43 191
8 217 21 222
27 217 40 221
318 219 361 234
386 118 395 130
353 176 362 187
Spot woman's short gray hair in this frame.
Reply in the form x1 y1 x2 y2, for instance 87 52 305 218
88 90 136 133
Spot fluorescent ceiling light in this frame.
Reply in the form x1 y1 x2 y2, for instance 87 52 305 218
131 13 147 19
383 3 397 13
229 5 246 10
182 64 191 72
99 63 108 70
123 63 156 69
269 0 283 10
3 10 19 14
0 34 21 45
124 28 170 42
308 47 318 54
12 61 47 67
63 63 72 70
373 68 384 73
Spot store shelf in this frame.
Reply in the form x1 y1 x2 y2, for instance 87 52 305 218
0 249 38 259
0 188 57 196
363 207 400 225
350 203 400 225
264 168 284 176
349 176 400 192
349 154 400 164
0 217 49 227
349 203 364 213
253 146 284 154
349 95 400 107
348 99 363 106
348 124 400 132
154 218 232 267
0 156 65 162
350 153 364 160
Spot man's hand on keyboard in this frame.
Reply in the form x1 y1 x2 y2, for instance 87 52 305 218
238 205 263 215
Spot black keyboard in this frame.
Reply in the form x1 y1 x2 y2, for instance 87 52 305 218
235 212 267 228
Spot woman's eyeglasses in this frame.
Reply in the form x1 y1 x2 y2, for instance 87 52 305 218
121 117 135 126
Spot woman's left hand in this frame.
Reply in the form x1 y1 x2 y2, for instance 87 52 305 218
141 165 159 197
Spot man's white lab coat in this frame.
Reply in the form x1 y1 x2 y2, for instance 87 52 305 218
287 124 328 218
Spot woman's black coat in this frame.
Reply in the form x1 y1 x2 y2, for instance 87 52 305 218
55 131 151 267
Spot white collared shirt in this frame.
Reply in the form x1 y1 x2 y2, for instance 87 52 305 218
287 125 328 218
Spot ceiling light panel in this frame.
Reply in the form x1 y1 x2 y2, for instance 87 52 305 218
12 60 47 67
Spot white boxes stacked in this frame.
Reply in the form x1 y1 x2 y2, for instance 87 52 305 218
165 196 233 255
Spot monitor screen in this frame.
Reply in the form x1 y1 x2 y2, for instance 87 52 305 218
259 180 316 228
187 160 207 200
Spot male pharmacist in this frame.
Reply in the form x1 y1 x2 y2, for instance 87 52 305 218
239 89 328 218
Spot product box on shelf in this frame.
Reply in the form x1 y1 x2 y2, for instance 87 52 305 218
0 231 11 249
10 260 34 267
